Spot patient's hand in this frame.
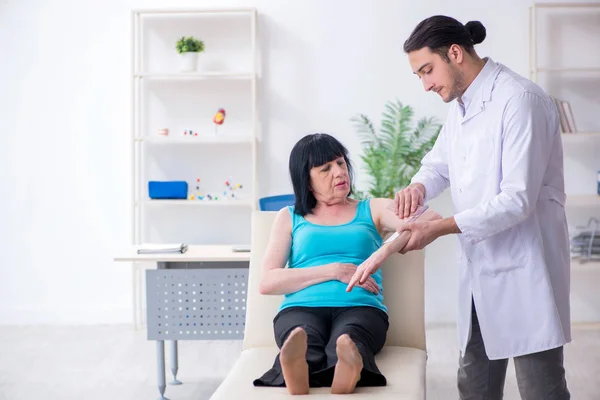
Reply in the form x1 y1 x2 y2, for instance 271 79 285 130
333 262 380 295
345 250 387 293
346 209 444 292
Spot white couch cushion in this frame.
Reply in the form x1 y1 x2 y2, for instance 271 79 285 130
210 346 426 399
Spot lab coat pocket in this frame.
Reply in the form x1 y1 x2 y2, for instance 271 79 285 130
478 225 528 275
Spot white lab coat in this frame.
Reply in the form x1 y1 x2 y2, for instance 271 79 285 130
411 59 571 359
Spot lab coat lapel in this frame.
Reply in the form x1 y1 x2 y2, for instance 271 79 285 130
462 63 502 125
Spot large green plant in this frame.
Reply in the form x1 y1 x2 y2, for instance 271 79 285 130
351 99 441 199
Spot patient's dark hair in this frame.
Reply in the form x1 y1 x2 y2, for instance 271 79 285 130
403 16 486 62
289 133 354 216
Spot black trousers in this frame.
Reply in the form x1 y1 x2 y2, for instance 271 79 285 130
253 306 389 388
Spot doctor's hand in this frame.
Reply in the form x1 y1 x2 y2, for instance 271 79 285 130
399 216 459 253
398 221 439 254
394 183 426 219
334 263 380 295
346 250 387 293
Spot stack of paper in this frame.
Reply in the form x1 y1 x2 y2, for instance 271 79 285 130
137 243 188 255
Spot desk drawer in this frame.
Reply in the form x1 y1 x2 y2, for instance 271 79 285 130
146 267 248 340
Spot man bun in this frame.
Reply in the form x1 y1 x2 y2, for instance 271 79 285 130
465 21 486 45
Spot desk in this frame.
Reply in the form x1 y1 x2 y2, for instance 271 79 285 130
114 245 251 400
114 245 251 263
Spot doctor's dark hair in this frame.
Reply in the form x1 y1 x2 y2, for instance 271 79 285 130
289 133 355 216
403 16 486 62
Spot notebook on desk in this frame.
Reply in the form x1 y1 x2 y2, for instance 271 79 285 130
137 243 188 255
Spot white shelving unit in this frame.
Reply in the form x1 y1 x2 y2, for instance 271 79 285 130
530 2 600 291
131 8 258 246
529 2 600 210
129 8 258 327
530 3 600 324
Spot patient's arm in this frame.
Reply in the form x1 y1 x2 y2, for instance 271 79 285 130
346 198 441 291
374 198 441 234
374 198 441 252
258 209 337 295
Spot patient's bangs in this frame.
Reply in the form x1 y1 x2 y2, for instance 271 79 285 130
305 136 347 169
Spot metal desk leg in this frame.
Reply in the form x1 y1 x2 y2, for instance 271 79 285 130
156 340 169 400
170 340 182 385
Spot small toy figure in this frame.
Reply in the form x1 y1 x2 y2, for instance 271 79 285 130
213 108 226 125
213 108 226 135
190 176 244 201
192 178 205 200
224 177 244 199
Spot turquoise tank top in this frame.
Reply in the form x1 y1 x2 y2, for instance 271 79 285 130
279 199 387 313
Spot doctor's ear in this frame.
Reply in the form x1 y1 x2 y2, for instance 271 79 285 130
447 44 464 64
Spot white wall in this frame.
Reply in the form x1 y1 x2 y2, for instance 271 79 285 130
0 0 598 325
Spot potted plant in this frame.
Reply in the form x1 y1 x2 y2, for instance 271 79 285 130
176 36 205 72
351 99 441 199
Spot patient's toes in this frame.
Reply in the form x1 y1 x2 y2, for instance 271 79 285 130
331 334 363 394
281 327 307 361
336 334 362 368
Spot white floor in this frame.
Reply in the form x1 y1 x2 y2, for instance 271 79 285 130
0 324 598 400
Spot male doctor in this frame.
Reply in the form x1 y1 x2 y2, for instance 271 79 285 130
396 16 570 399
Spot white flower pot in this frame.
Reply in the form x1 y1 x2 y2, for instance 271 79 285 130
180 52 199 72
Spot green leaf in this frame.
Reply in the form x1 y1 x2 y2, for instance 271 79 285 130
351 98 441 199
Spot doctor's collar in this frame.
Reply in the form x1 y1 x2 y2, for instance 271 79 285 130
458 57 495 111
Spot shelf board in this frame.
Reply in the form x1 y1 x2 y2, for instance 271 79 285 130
137 136 254 145
532 3 600 9
144 199 254 207
561 132 600 143
562 132 600 136
566 194 600 207
532 67 600 73
135 72 254 80
133 8 256 15
571 260 600 272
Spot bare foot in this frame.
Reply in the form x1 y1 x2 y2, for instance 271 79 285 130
331 334 363 394
280 327 309 395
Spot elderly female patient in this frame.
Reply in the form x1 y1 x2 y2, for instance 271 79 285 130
254 133 440 395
